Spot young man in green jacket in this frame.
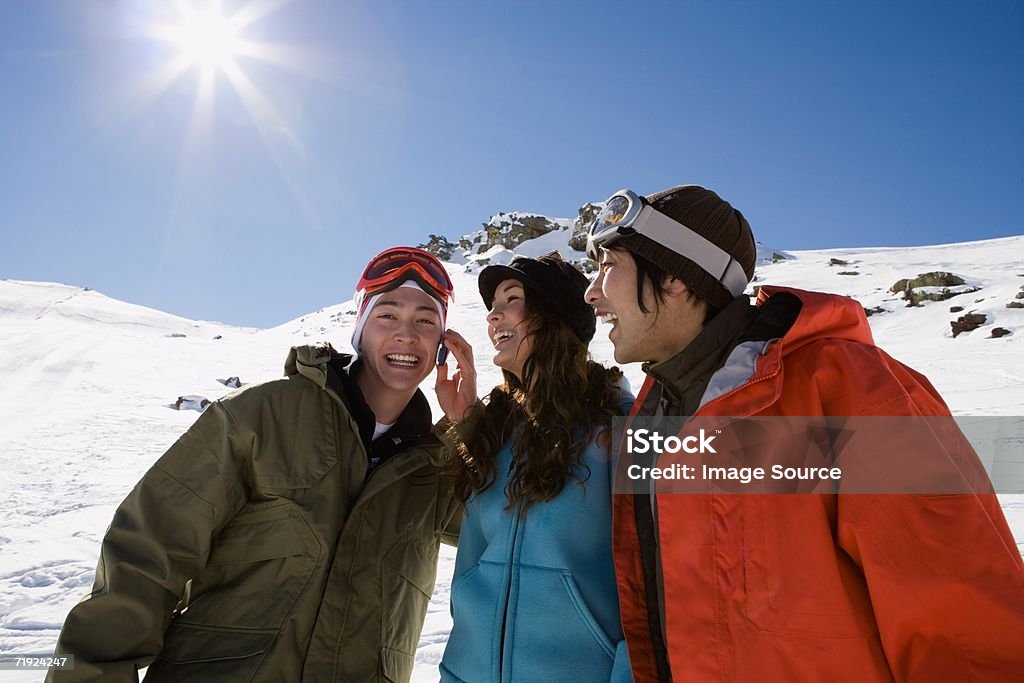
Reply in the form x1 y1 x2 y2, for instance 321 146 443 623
47 247 463 683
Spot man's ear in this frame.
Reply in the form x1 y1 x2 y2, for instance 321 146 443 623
661 273 689 298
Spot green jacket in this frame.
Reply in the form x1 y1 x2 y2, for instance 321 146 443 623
48 344 462 683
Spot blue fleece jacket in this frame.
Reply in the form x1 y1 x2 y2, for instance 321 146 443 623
440 400 634 683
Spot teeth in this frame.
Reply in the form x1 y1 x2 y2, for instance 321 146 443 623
493 330 514 346
386 354 420 365
600 313 618 324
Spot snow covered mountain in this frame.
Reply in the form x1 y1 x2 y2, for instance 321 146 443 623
1 223 1022 681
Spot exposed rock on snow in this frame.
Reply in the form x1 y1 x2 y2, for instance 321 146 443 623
173 395 210 411
951 313 987 338
890 272 981 307
891 272 966 291
568 202 602 253
465 213 563 254
419 234 457 261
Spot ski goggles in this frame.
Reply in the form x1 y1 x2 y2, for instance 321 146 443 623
586 189 750 297
356 247 454 305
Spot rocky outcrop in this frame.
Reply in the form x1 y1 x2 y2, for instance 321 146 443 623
574 257 598 274
829 258 850 266
891 272 966 291
863 306 885 317
990 327 1012 338
951 313 986 338
569 202 602 252
950 306 964 313
837 271 860 276
889 272 979 307
468 213 564 254
218 377 242 388
419 234 457 261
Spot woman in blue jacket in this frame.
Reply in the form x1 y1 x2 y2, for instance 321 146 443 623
436 253 633 682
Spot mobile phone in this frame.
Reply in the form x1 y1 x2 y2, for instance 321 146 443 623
436 342 449 366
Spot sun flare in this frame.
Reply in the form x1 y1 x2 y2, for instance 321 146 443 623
130 0 324 228
171 5 241 72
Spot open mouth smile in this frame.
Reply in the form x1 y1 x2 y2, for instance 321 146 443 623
385 353 421 368
492 329 515 348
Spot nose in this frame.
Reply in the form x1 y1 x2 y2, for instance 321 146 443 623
393 318 418 343
585 271 604 305
487 303 502 324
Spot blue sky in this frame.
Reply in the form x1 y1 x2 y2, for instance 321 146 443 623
2 1 1021 327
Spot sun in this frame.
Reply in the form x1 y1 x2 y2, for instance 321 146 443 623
130 0 326 228
171 5 241 72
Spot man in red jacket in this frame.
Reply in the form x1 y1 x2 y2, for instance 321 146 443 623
584 185 1024 682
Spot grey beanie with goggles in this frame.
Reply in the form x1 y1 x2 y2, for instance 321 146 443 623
613 185 756 310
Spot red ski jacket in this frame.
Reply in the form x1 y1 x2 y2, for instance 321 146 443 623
614 286 1024 682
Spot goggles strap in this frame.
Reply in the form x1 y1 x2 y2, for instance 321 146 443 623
630 206 749 297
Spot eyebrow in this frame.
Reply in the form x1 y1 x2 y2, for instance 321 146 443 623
375 299 440 315
499 282 524 293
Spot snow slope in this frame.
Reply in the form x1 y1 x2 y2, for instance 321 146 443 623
0 233 1021 681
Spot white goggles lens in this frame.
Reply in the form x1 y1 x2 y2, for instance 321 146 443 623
586 190 644 259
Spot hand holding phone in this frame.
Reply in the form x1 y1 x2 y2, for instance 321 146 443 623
434 330 478 422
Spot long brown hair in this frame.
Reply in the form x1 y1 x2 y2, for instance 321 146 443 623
447 289 625 511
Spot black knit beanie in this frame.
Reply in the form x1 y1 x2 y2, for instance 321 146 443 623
617 185 756 310
478 253 596 344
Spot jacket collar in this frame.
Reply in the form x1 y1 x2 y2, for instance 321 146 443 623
326 352 437 446
635 287 877 418
643 296 758 414
287 342 439 449
696 286 877 416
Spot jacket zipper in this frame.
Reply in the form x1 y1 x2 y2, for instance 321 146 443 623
643 354 781 679
693 360 780 417
497 503 523 682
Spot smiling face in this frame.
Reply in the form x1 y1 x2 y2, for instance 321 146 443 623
357 285 443 401
487 279 533 381
585 247 663 364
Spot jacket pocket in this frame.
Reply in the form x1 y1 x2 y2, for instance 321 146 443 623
253 397 340 490
148 622 276 682
742 496 874 637
560 573 615 658
380 531 439 656
179 502 321 631
506 565 616 679
380 646 414 683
